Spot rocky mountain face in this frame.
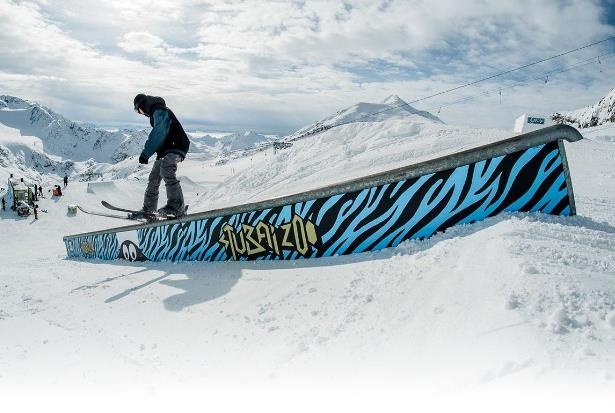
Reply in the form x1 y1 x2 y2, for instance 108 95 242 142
0 95 148 164
552 87 615 128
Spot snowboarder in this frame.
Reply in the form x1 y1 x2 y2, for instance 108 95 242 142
63 175 68 188
38 186 43 198
1 197 5 211
33 204 38 220
132 94 190 218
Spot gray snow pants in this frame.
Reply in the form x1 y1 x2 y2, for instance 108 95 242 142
143 153 185 213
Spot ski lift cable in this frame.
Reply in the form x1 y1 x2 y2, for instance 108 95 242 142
288 48 615 137
415 50 615 113
320 35 615 130
424 50 615 112
427 53 615 112
280 37 615 145
432 51 615 110
251 46 611 156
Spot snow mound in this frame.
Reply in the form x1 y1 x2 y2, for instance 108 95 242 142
86 181 118 194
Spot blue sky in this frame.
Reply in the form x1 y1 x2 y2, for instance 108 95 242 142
1 0 614 134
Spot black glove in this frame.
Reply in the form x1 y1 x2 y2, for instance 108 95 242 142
138 154 149 164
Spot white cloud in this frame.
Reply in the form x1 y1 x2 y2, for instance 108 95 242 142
0 0 613 133
118 32 169 61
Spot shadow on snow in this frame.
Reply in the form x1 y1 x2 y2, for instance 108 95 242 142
65 211 615 312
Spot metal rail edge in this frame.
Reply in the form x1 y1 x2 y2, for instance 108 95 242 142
64 124 583 241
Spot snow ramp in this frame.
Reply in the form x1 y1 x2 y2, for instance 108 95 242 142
64 125 582 262
86 181 118 194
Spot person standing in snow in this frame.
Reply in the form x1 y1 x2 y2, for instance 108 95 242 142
132 94 190 218
63 175 68 188
1 197 5 211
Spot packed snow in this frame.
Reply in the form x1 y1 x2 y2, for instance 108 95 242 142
1 95 615 408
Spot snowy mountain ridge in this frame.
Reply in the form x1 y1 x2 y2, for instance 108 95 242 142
0 95 278 183
0 95 149 164
191 130 274 154
285 94 443 142
0 93 439 175
552 87 615 128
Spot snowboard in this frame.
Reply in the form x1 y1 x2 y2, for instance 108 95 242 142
101 201 188 221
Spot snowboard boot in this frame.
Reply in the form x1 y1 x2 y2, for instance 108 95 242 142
157 205 187 218
128 209 156 220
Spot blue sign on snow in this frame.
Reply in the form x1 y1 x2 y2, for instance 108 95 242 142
528 117 545 125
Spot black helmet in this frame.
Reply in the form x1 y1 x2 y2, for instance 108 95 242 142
133 94 166 115
133 93 147 111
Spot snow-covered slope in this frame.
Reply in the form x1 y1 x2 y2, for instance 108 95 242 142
0 122 74 185
193 117 506 211
552 87 615 128
1 95 614 405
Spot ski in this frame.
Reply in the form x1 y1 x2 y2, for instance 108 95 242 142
76 205 148 222
101 201 138 214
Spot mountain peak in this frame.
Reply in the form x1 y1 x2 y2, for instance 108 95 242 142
218 130 270 152
382 94 408 106
0 95 34 110
285 95 443 141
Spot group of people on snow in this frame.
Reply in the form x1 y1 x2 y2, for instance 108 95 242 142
1 177 67 220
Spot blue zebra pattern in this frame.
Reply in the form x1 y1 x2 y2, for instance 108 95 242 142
67 141 572 262
64 233 118 260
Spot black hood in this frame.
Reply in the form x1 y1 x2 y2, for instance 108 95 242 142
134 94 166 116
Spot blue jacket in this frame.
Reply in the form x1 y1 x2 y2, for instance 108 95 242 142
141 109 171 159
